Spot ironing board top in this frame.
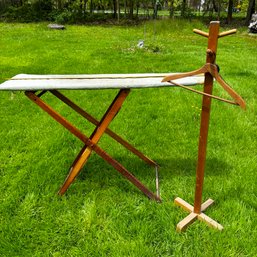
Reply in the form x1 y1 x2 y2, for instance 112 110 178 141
0 73 204 91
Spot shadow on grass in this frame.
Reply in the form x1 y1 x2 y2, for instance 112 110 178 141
76 156 232 181
73 154 162 198
12 148 232 198
156 157 232 178
77 154 158 182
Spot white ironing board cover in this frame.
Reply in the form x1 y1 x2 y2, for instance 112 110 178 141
0 73 204 91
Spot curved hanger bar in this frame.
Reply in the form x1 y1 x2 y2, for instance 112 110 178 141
162 63 246 110
167 79 239 106
206 64 246 109
162 65 207 82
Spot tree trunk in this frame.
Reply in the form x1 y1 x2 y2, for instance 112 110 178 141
124 0 127 18
217 0 221 19
80 0 83 13
129 0 134 19
146 2 149 18
169 0 174 17
136 0 139 18
117 0 120 22
57 0 62 10
154 3 157 18
181 0 187 17
113 0 117 18
83 0 86 17
212 0 218 12
245 0 256 25
226 0 233 24
90 0 93 14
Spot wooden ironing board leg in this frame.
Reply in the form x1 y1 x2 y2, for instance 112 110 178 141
25 90 161 202
58 89 130 194
50 90 157 167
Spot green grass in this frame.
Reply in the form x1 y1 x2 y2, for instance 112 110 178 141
0 20 257 256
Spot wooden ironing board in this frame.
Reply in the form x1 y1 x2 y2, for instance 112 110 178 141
0 21 245 233
0 73 204 202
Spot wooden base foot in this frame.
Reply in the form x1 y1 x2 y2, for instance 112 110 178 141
174 197 223 232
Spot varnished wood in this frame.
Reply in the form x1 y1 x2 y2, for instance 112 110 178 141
164 77 240 106
59 89 131 194
25 91 88 143
50 90 158 167
193 28 237 39
218 29 237 38
193 29 209 38
173 21 242 231
162 63 246 109
25 90 161 201
194 21 220 214
210 69 246 109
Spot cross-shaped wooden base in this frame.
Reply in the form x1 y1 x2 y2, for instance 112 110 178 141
174 197 223 232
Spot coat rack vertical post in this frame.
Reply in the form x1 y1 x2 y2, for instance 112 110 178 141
174 21 232 232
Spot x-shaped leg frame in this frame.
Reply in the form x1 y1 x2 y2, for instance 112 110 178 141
25 89 161 202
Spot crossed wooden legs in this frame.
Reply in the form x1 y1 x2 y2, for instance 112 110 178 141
59 89 130 194
25 89 161 202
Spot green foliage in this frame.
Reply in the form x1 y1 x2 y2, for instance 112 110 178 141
0 20 257 256
0 0 254 23
51 9 74 23
3 0 53 22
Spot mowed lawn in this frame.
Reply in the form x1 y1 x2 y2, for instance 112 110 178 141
0 20 257 256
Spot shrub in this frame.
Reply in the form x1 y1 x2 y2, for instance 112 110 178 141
3 0 52 22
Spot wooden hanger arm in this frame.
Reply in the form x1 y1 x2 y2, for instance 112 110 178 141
162 63 246 109
162 65 207 82
167 79 240 106
218 29 237 38
193 28 237 38
206 64 246 109
193 29 209 38
214 75 246 109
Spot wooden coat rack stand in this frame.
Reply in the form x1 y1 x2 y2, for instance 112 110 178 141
162 21 246 232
